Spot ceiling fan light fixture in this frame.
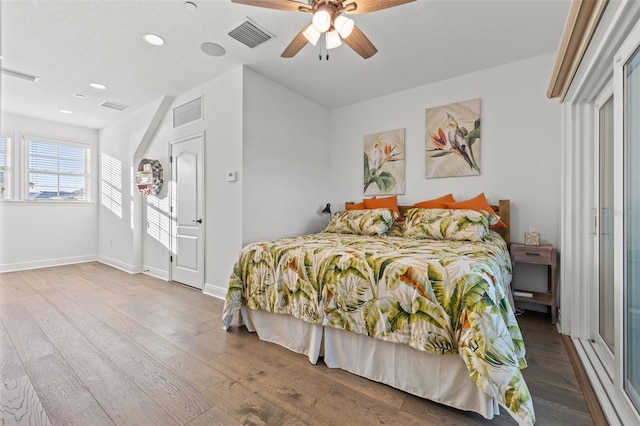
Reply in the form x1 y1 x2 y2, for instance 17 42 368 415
326 30 342 49
312 10 331 33
334 16 354 39
303 25 321 46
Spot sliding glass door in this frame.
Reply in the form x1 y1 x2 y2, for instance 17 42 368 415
564 4 640 423
598 95 615 354
624 45 640 411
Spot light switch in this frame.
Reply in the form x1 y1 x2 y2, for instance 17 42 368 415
226 171 237 182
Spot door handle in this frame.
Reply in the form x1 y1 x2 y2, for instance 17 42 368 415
193 218 202 224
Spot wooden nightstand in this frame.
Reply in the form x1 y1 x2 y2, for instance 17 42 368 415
510 243 558 324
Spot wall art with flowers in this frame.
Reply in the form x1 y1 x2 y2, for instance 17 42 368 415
425 98 481 178
364 128 405 196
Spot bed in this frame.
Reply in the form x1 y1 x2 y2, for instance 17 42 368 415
222 200 535 425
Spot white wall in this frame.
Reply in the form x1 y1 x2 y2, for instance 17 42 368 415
98 97 167 273
199 68 244 291
136 66 330 295
242 68 330 244
140 67 245 289
328 53 562 293
98 67 245 291
0 113 99 271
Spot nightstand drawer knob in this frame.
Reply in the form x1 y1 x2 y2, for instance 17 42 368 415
526 253 540 256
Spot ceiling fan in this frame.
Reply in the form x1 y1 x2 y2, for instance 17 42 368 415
230 0 415 59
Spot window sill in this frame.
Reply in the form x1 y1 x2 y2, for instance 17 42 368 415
0 200 95 206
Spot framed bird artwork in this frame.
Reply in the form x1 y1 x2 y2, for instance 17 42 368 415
425 99 481 178
363 128 405 196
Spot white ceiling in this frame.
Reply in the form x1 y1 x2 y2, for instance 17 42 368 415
0 0 571 130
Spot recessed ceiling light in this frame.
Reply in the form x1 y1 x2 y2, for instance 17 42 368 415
59 109 72 114
200 42 226 57
184 1 197 11
90 82 107 90
75 94 85 99
143 33 165 46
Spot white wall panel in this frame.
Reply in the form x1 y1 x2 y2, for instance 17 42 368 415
242 68 330 244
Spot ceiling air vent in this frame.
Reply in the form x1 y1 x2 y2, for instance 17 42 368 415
100 100 129 111
1 68 39 82
228 19 272 48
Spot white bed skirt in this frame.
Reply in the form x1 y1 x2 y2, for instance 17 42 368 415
324 326 499 419
240 307 499 419
241 306 324 364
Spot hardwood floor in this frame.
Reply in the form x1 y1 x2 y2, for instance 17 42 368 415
0 262 599 425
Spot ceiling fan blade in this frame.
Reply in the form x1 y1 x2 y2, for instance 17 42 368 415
343 0 416 14
343 25 377 59
281 27 309 58
230 0 310 13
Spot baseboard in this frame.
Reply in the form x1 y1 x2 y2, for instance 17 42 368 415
204 282 227 300
0 254 98 273
97 255 142 275
142 265 169 281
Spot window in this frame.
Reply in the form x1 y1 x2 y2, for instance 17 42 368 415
26 137 90 201
0 135 10 199
624 44 640 413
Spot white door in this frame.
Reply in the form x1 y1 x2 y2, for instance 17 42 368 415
170 134 204 289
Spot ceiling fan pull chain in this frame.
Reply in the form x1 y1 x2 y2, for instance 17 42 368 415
324 36 328 60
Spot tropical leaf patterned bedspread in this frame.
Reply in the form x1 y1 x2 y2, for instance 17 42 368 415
222 232 535 425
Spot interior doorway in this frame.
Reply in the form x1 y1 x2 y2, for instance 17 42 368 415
170 133 205 289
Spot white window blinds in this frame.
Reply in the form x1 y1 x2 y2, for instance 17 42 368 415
27 138 89 200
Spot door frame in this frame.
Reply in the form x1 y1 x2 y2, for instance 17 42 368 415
169 131 205 289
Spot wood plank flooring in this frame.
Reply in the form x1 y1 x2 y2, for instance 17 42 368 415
0 262 600 425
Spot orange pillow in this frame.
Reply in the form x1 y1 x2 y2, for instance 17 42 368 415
346 201 366 210
446 193 507 228
364 195 401 217
414 193 455 209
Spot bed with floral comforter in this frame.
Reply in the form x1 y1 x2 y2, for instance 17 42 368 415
222 208 535 425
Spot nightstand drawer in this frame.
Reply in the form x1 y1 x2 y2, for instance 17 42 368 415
511 246 552 264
